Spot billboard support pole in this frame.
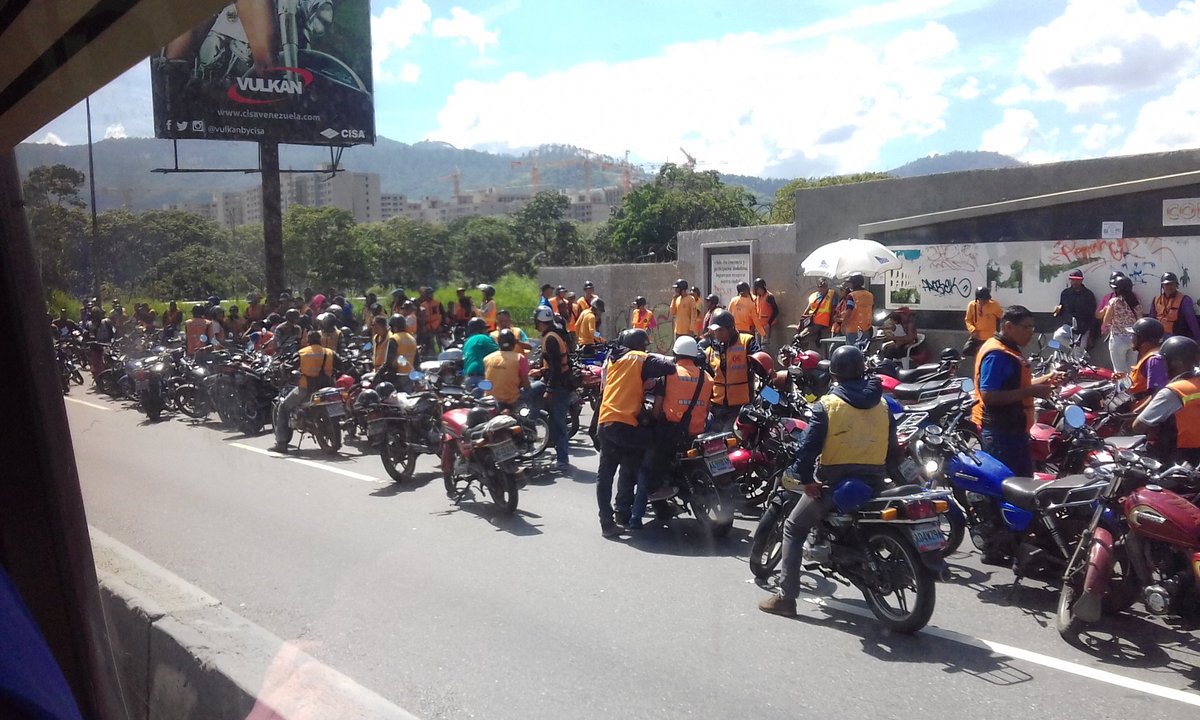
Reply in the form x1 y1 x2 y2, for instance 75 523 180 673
260 141 285 302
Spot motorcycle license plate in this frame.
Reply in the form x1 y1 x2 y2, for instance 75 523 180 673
898 457 921 484
705 453 734 476
493 438 518 462
910 522 946 553
324 403 346 418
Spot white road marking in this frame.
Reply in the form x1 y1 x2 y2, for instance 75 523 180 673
803 596 1200 707
229 442 383 483
64 397 112 411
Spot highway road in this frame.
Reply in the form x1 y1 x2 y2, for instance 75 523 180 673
65 390 1200 720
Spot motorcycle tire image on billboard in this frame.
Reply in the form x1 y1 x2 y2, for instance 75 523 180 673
151 0 374 146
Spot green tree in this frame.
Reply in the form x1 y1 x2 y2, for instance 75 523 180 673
449 216 518 282
93 210 224 293
604 164 759 261
23 164 86 208
27 203 88 294
283 206 369 290
767 172 891 223
512 191 585 269
148 245 249 300
355 217 450 291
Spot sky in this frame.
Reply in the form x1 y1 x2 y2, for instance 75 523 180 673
26 0 1200 178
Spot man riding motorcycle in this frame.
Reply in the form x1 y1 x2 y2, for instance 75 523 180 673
376 314 418 387
1132 335 1200 464
484 329 532 409
759 345 900 617
272 331 335 453
1128 317 1168 404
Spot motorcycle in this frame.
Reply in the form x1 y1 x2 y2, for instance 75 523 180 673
732 385 808 510
651 429 743 537
131 349 181 421
1057 452 1200 637
440 381 524 514
279 385 344 454
204 347 278 434
54 340 85 394
369 371 458 482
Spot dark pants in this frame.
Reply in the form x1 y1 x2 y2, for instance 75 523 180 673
709 404 740 432
274 386 309 445
596 422 651 527
546 386 573 465
632 425 686 523
982 427 1034 477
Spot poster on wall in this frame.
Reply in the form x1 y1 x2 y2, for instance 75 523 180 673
882 237 1199 311
709 249 752 305
150 0 375 145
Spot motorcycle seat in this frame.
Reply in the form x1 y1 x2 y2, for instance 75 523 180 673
894 363 941 383
1105 435 1145 450
891 379 953 399
902 394 961 414
1001 474 1095 511
877 484 925 498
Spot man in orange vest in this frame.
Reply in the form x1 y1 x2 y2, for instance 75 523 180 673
1151 271 1200 339
798 278 836 351
843 273 874 348
1128 317 1167 406
963 286 1003 357
973 305 1059 479
729 281 767 338
627 335 713 530
184 305 209 357
704 308 760 431
753 277 779 346
1133 336 1200 463
420 287 444 354
668 279 698 338
630 296 657 331
595 328 676 537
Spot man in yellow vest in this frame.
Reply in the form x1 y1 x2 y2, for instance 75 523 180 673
759 345 899 617
963 286 1003 358
1133 336 1200 464
272 331 335 453
378 314 418 388
595 328 677 537
627 335 713 529
484 329 531 409
704 308 760 431
630 296 657 331
576 298 605 349
668 279 698 338
490 309 531 355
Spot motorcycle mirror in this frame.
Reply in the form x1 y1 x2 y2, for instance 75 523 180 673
408 370 425 382
1064 404 1087 430
1047 339 1060 350
478 380 494 391
759 386 781 405
362 341 372 352
960 378 974 393
199 334 208 343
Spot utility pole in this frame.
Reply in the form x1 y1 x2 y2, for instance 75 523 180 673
85 96 99 300
260 142 284 302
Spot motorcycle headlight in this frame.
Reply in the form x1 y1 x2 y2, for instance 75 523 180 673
924 460 939 475
519 407 530 417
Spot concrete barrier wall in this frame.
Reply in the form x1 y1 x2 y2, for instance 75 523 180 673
537 263 684 351
92 528 419 720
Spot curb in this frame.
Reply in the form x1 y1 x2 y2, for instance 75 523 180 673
90 527 420 720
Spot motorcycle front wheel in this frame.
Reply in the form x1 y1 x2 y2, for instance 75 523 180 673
173 385 208 419
315 415 341 454
749 500 788 579
238 397 267 435
860 527 936 634
517 416 550 460
381 429 417 482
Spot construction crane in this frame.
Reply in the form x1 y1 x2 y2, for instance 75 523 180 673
510 160 540 191
679 147 697 169
438 168 461 197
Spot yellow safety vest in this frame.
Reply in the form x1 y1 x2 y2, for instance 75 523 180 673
598 351 647 427
818 394 889 467
298 344 334 390
484 350 524 405
389 331 416 372
706 333 754 406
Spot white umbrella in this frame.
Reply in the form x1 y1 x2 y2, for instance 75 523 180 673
800 238 902 279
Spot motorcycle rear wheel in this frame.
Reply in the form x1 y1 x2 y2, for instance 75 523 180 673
238 398 266 435
749 501 787 579
689 476 735 538
490 471 519 514
381 431 417 482
739 467 773 510
173 385 208 419
315 415 341 454
861 527 936 634
71 369 85 385
517 416 550 460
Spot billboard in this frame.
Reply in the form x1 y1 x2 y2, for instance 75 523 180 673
151 0 374 146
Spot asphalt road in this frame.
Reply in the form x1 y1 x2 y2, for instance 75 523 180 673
65 390 1200 720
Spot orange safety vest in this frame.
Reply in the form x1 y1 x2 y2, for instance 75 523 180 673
454 300 473 322
1167 375 1200 448
543 331 570 377
577 309 600 345
484 349 524 405
389 331 417 372
244 303 265 322
663 361 712 436
729 295 760 334
479 300 497 331
1129 349 1160 396
706 333 754 407
298 344 334 390
755 291 775 327
184 318 208 356
320 328 341 351
846 290 874 333
671 294 697 336
807 290 834 328
1154 293 1184 334
422 299 443 333
632 307 654 330
372 332 388 370
972 336 1033 430
598 350 647 427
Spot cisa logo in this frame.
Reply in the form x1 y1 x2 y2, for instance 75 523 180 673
227 67 314 105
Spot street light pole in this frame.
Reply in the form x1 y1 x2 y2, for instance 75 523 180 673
85 96 99 299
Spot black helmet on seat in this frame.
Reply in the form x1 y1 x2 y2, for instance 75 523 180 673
939 347 960 363
829 345 866 380
466 406 492 427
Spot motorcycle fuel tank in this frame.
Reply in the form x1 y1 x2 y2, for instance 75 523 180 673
1124 486 1200 548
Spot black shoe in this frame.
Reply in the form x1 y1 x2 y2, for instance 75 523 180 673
601 524 622 538
270 443 289 454
615 511 631 527
979 551 1009 568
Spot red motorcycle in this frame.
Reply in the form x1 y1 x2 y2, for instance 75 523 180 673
1057 451 1200 637
731 387 808 510
440 388 525 514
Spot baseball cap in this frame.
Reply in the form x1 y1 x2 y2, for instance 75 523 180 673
1067 269 1084 280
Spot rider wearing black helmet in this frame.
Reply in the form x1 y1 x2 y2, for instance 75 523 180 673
482 329 531 408
1129 317 1167 400
377 314 417 387
1134 335 1200 463
595 326 676 537
318 312 342 352
577 297 605 348
964 285 1002 357
704 308 760 431
274 309 303 354
759 344 900 617
530 305 573 471
668 278 697 338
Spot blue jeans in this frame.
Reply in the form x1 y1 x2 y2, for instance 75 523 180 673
464 374 485 397
546 386 573 465
981 427 1034 477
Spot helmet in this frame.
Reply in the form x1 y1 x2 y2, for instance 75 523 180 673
1132 317 1164 345
975 286 991 301
939 347 961 363
191 304 205 317
1109 271 1125 288
466 406 492 427
327 304 343 317
707 308 735 332
848 273 865 289
1072 388 1104 412
591 298 606 312
391 288 406 299
794 350 820 370
749 351 775 376
620 328 650 351
335 374 354 390
207 294 221 306
1159 335 1198 370
318 312 336 331
1162 271 1180 285
355 388 381 407
736 281 751 294
534 306 555 324
674 279 689 290
265 313 282 327
466 317 489 336
497 329 517 350
672 336 700 358
284 308 300 322
388 314 406 331
375 382 396 401
633 296 647 307
829 345 866 379
479 284 495 297
754 277 767 289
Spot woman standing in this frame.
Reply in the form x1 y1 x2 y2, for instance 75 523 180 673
1102 276 1142 375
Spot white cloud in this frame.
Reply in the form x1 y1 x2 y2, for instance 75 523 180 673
1009 0 1200 112
956 77 980 100
37 132 67 146
399 63 421 83
431 21 961 176
431 7 499 56
980 109 1040 157
1072 122 1123 151
1121 76 1200 155
372 0 432 82
104 123 127 139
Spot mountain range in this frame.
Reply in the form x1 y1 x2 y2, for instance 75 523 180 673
13 138 1021 213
